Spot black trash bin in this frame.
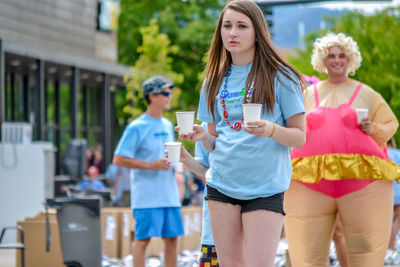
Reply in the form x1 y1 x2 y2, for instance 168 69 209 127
46 197 102 267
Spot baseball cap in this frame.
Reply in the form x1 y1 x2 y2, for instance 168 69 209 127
142 75 174 97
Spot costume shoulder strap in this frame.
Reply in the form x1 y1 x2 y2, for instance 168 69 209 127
348 83 364 105
313 84 320 107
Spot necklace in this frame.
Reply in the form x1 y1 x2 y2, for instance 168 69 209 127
220 69 253 131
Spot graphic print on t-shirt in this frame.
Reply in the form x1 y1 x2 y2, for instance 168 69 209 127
220 87 246 108
154 132 168 137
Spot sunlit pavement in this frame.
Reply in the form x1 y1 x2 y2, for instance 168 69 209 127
2 245 400 267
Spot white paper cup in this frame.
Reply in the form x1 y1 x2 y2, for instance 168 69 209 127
165 142 181 163
242 104 262 127
176 111 195 135
356 108 368 124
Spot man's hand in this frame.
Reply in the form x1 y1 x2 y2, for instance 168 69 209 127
360 117 374 136
149 158 171 170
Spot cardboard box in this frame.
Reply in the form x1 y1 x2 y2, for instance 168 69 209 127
101 208 121 258
119 208 134 257
179 206 202 251
18 206 202 263
33 209 57 221
17 219 63 267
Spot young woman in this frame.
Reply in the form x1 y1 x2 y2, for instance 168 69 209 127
181 1 306 265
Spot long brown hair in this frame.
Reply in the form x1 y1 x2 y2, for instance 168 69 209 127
203 0 305 119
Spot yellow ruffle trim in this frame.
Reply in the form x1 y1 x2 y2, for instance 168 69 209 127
291 153 400 183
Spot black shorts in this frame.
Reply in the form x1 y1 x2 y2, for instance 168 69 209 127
205 185 285 215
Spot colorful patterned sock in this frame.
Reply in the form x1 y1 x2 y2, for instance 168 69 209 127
199 245 219 267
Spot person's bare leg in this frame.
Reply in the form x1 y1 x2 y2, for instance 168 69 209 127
333 214 349 267
163 237 178 267
132 238 150 267
242 210 284 267
208 200 244 267
389 206 400 250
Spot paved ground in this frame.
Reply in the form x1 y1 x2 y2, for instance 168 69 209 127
2 249 400 267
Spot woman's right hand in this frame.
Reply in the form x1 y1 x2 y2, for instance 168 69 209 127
175 124 207 141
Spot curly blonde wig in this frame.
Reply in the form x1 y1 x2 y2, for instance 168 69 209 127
311 33 362 76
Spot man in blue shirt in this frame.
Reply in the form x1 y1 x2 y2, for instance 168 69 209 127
113 76 184 267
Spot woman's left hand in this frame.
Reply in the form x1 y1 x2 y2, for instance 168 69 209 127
244 120 275 137
360 117 374 136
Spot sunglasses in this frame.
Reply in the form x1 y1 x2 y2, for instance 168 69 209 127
156 91 171 97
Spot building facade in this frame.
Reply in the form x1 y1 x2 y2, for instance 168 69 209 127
0 0 129 173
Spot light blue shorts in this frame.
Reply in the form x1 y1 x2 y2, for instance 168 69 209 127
133 207 184 240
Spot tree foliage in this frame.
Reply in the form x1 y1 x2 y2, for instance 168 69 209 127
123 20 196 151
118 0 224 152
288 7 400 142
124 19 183 121
118 0 224 111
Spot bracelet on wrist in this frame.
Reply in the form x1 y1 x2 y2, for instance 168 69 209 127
267 123 276 138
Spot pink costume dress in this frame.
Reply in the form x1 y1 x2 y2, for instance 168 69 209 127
291 83 400 197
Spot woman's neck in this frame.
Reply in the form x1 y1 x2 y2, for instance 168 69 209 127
231 51 254 66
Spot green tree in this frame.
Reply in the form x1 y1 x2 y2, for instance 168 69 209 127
124 19 183 120
288 7 400 142
123 20 195 151
118 0 223 109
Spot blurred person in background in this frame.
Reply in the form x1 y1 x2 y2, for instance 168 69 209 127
386 138 400 264
90 144 105 173
113 75 184 267
176 122 219 267
174 162 185 203
181 163 195 206
112 165 131 207
85 148 94 174
78 165 105 191
61 165 105 193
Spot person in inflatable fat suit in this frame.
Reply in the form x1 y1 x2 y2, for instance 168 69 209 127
285 32 400 267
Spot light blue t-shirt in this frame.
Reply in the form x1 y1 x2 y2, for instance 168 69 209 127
114 113 180 209
198 64 305 200
389 148 400 206
195 123 214 246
